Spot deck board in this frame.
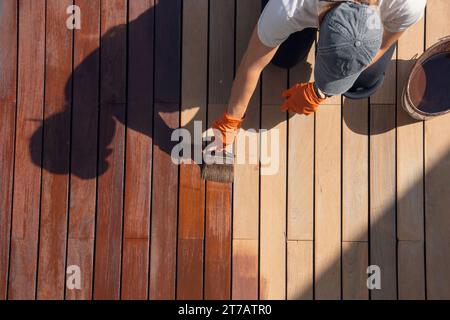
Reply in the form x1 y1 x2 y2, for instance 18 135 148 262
2 1 450 301
425 0 450 300
0 0 17 300
65 0 100 300
8 0 46 300
37 0 73 300
203 0 234 300
149 0 181 300
396 14 426 300
232 0 260 300
93 0 127 300
121 0 155 300
177 0 207 300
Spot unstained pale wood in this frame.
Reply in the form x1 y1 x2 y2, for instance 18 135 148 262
260 64 287 300
370 104 397 300
342 242 369 300
395 14 426 301
232 240 259 300
287 42 315 241
424 0 450 300
314 103 341 300
287 241 313 300
342 98 369 242
396 17 425 241
232 0 261 300
398 241 425 299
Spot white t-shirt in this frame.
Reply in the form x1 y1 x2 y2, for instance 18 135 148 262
258 0 427 47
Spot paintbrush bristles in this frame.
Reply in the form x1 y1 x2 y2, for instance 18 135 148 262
201 163 234 183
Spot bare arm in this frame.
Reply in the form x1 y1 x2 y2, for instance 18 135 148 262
369 29 405 66
226 28 278 119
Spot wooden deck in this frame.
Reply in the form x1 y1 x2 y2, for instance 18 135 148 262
0 0 450 300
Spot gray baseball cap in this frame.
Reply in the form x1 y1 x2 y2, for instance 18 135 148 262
315 2 383 96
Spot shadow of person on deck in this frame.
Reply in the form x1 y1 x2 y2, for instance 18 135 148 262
343 59 423 135
29 4 184 180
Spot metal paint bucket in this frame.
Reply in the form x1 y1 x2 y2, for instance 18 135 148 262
402 36 450 120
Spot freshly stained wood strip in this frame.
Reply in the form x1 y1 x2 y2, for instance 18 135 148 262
0 0 17 300
149 0 181 300
37 0 73 300
204 0 234 300
314 104 341 300
260 64 287 300
204 181 232 299
121 0 154 300
396 16 426 300
425 0 450 300
370 104 397 300
177 0 208 300
342 242 369 300
232 0 260 300
8 0 46 300
93 0 127 300
65 0 101 300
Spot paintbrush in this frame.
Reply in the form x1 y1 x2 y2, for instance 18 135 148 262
200 144 235 183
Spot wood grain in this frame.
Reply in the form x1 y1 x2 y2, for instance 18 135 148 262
370 104 396 300
232 0 260 300
342 97 369 300
371 49 397 105
66 0 101 300
149 0 181 300
93 0 127 300
396 14 424 242
204 0 234 299
0 0 17 300
232 240 258 300
177 0 208 300
288 41 315 241
315 104 341 300
36 0 73 300
287 241 313 300
424 0 450 300
8 0 46 300
121 0 154 300
342 98 369 242
398 241 425 299
395 15 426 301
342 242 369 300
260 64 287 300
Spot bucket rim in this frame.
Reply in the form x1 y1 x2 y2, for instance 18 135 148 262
404 36 450 118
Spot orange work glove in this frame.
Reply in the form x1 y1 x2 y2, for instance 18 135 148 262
212 112 245 146
281 82 326 116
